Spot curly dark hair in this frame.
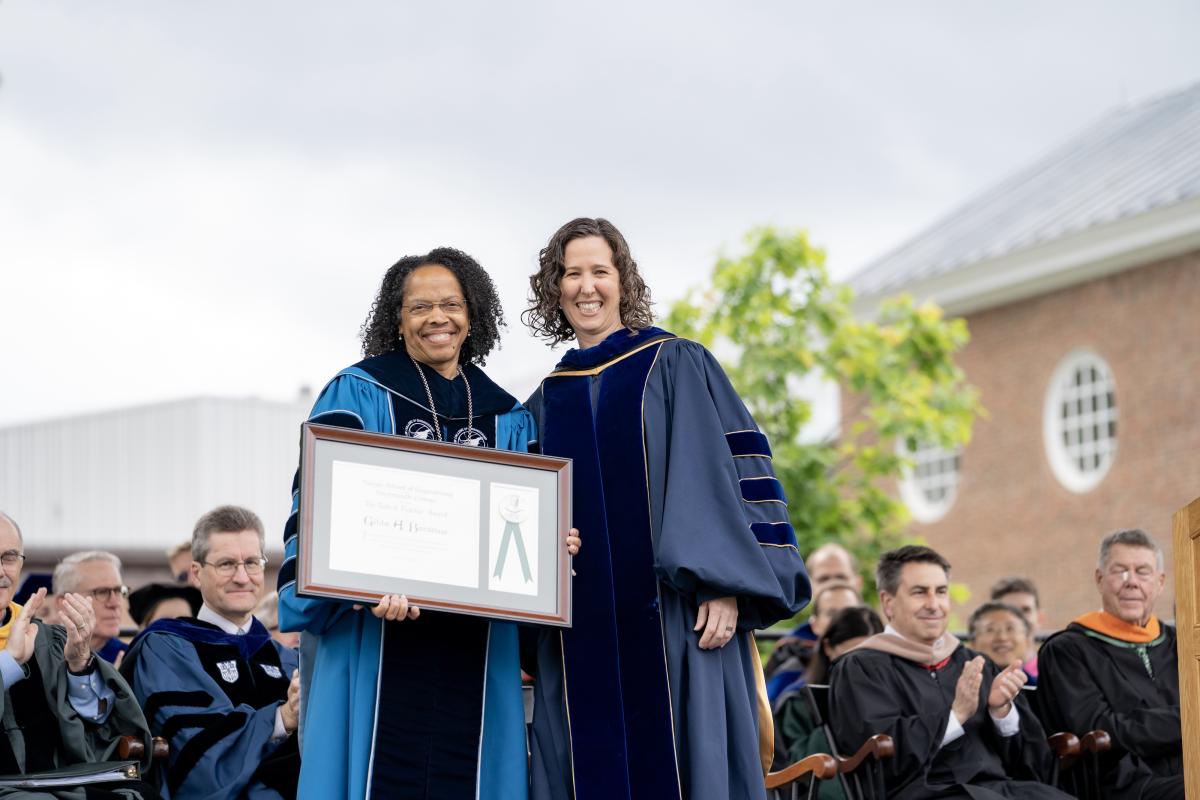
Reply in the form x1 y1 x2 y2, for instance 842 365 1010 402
359 247 505 364
523 217 654 345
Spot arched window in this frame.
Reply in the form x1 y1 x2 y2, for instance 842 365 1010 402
1043 349 1117 493
899 440 962 523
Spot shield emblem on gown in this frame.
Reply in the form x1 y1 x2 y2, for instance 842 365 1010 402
217 660 239 683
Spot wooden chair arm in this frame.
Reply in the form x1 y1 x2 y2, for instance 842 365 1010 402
1047 732 1081 770
1047 732 1081 757
835 734 896 773
1081 730 1112 753
118 735 170 762
117 736 142 760
765 753 839 788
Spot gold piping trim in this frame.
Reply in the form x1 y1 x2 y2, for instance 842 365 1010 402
740 475 781 481
724 428 758 435
546 337 675 378
746 499 788 505
559 630 577 797
732 453 772 460
760 542 800 552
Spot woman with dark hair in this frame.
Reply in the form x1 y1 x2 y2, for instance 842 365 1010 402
279 248 579 800
805 605 884 686
771 607 884 794
522 218 811 800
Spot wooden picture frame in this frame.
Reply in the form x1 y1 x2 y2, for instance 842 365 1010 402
296 422 573 626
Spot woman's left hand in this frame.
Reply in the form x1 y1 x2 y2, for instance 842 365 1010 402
695 596 738 650
565 528 581 556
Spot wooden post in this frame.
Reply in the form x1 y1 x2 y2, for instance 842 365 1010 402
1173 497 1200 798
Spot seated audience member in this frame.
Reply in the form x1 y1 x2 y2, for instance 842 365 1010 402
0 511 156 795
807 543 864 593
15 573 59 624
765 543 864 678
255 591 300 649
167 540 201 588
123 506 300 800
767 582 861 701
53 550 130 664
829 545 1068 799
773 606 883 772
969 602 1034 684
127 582 201 628
989 576 1044 682
1037 528 1183 800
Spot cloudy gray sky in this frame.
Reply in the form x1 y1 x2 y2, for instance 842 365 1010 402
2 1 1198 427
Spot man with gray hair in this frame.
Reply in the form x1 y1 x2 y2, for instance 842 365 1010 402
1037 528 1183 800
53 550 129 664
0 511 156 794
122 505 300 800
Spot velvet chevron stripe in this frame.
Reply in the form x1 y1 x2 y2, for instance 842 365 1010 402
750 521 799 547
739 476 787 504
724 430 772 459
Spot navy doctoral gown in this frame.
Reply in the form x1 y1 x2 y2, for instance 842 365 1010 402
525 327 811 800
122 617 300 800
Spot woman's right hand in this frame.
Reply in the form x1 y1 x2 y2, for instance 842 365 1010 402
358 594 420 621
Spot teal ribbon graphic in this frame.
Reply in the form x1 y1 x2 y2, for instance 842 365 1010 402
494 520 533 582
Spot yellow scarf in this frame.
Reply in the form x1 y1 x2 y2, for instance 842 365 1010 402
1073 610 1161 644
0 602 21 650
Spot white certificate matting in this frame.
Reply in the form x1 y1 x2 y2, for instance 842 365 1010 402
488 482 540 596
328 459 481 589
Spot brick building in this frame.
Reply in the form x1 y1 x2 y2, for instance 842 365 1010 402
848 83 1200 628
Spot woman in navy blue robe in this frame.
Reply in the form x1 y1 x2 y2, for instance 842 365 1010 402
522 218 812 800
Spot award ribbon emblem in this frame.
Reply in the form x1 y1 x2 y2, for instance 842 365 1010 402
493 493 533 582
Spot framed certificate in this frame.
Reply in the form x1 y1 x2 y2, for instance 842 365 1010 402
296 423 573 626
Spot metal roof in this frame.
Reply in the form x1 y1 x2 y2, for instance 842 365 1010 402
850 82 1200 298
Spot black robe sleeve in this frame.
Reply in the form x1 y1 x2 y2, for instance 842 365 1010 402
829 651 948 792
1037 630 1182 761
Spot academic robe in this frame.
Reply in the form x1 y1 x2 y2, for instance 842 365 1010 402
276 352 532 800
828 645 1066 800
525 328 810 800
1036 620 1183 800
122 617 299 800
0 623 155 800
95 638 128 665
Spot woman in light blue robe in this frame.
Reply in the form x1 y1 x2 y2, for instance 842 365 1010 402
278 248 576 800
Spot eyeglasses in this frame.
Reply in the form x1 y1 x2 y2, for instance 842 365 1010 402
0 551 26 568
201 557 268 577
87 585 130 601
1103 566 1157 584
975 623 1025 638
402 299 466 317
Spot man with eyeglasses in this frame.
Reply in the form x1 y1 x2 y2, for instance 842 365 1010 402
123 505 300 800
53 550 130 664
1037 528 1183 800
0 511 156 795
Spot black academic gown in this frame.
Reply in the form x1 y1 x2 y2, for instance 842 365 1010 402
1036 624 1184 800
829 646 1066 800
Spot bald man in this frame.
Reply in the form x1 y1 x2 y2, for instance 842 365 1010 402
805 543 864 593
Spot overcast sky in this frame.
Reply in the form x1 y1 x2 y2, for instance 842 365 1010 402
2 1 1198 428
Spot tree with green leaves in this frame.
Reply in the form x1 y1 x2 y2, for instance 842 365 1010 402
665 227 982 604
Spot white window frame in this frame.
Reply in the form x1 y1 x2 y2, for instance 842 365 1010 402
1042 348 1118 493
898 440 962 524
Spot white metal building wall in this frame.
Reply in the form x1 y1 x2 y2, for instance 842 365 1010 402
0 397 310 557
